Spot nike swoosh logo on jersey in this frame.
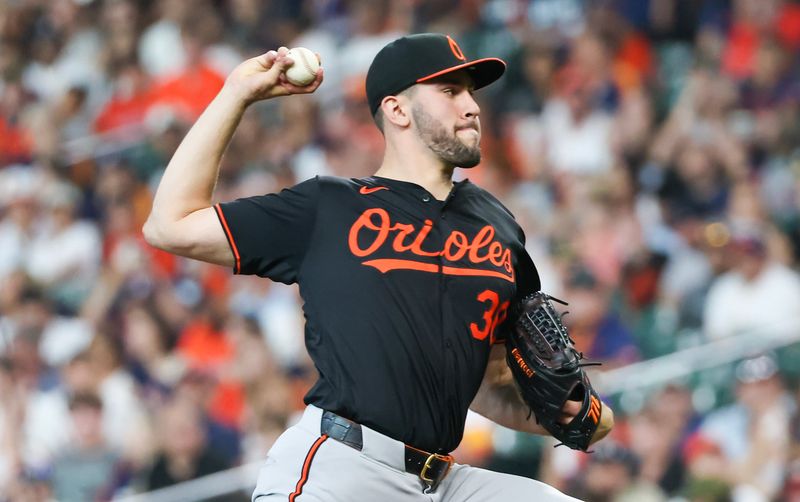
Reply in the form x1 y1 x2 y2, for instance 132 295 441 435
359 186 389 195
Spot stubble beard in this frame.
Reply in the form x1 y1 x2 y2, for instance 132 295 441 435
411 104 481 168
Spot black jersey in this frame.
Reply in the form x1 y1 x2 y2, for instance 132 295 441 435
215 175 539 453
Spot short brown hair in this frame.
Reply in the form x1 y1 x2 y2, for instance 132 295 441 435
373 107 385 133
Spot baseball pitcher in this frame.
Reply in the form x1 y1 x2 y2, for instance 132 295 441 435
144 33 614 501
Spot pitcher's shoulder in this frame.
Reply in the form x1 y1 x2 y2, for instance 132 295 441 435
459 181 517 220
315 175 378 193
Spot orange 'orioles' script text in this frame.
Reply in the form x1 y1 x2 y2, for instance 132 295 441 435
347 208 515 282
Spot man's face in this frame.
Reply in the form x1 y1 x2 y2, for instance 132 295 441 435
409 71 482 168
71 405 103 448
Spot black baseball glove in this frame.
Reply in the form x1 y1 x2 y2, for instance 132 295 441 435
505 291 602 451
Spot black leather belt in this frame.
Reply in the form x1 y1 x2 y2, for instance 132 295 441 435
320 410 454 491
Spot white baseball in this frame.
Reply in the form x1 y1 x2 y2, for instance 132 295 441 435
284 47 320 86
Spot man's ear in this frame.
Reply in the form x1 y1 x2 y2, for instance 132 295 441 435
380 95 411 129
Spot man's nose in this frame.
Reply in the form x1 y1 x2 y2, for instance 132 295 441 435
462 93 480 119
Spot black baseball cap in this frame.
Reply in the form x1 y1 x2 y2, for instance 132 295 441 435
366 33 506 115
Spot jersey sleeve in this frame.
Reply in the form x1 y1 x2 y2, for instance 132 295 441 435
514 246 541 298
214 177 319 283
493 244 541 345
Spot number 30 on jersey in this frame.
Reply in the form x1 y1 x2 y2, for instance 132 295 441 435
469 289 509 344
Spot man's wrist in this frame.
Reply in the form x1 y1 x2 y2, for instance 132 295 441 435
589 402 614 445
218 82 254 110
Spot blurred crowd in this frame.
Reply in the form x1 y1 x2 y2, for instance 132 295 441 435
2 0 800 500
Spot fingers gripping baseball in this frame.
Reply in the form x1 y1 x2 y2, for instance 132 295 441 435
225 46 323 104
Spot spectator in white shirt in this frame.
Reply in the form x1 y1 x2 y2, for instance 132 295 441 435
695 354 794 501
703 227 800 340
25 182 101 313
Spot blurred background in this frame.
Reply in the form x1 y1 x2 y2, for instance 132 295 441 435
1 0 800 500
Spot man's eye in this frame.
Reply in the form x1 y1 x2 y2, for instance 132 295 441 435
443 88 454 95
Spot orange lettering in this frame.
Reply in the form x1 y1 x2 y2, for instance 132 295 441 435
511 348 534 378
501 249 513 274
408 219 439 257
391 222 416 251
470 290 499 341
348 208 391 257
442 231 469 261
391 220 439 257
347 209 515 282
493 300 509 344
488 242 503 266
470 290 511 342
468 226 495 263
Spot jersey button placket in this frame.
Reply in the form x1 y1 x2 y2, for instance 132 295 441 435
427 207 450 396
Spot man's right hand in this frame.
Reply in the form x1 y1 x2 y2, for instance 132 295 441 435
145 48 323 267
223 46 324 105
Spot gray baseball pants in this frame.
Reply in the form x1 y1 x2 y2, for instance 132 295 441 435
252 405 580 501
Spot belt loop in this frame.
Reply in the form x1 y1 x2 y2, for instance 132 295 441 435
320 410 364 451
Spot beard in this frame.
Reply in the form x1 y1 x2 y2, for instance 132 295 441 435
411 104 481 168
